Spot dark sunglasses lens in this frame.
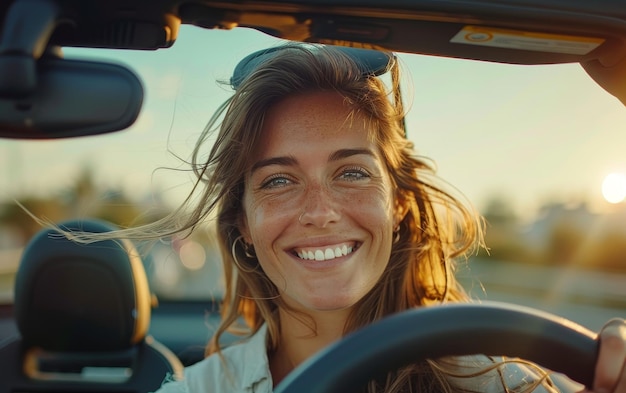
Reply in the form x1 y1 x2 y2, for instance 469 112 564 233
230 46 394 89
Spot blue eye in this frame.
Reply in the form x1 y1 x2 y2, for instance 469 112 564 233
339 167 369 181
261 175 292 189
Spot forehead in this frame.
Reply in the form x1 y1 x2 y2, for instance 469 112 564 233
255 91 378 157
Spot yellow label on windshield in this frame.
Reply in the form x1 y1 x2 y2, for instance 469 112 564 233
450 26 604 55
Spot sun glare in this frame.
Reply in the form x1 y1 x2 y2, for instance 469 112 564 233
601 172 626 204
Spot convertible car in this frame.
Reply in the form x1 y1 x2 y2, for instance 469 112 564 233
0 0 625 392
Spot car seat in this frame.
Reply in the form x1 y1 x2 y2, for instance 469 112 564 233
0 218 183 392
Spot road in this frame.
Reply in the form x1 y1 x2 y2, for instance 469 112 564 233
459 258 626 331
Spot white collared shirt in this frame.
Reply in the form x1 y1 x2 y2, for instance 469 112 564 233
156 324 272 393
154 323 582 393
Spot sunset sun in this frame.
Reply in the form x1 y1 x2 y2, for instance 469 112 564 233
602 172 626 204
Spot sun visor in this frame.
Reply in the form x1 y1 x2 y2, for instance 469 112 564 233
0 58 143 139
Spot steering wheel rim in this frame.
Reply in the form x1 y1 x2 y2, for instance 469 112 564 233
274 301 598 393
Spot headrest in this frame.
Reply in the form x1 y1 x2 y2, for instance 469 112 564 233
14 219 151 351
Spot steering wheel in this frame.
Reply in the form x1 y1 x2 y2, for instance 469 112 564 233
274 301 598 393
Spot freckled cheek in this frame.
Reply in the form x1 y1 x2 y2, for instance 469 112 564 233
252 205 293 229
341 191 395 228
245 200 299 282
244 196 300 242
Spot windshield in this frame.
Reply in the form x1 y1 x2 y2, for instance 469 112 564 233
1 26 624 328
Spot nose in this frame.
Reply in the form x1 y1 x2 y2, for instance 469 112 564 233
298 184 341 228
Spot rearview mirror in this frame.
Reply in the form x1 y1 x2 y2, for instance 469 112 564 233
0 58 143 139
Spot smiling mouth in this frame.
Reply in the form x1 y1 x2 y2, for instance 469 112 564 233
294 242 359 261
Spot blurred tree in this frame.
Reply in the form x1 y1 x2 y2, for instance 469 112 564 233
545 220 585 265
59 167 99 217
482 195 518 226
0 167 172 246
478 195 535 263
0 197 66 244
590 231 626 272
93 190 144 227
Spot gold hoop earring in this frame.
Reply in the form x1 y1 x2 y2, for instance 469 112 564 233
243 239 256 258
231 235 258 273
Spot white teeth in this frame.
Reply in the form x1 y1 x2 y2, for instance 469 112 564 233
296 244 356 261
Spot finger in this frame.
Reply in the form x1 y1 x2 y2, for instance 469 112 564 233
594 318 626 393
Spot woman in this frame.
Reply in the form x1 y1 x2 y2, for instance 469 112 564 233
69 43 625 392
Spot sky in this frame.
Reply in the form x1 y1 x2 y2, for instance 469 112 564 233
2 25 626 222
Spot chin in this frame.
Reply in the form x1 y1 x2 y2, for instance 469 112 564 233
303 294 362 312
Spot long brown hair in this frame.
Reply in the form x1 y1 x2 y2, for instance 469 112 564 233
198 43 484 391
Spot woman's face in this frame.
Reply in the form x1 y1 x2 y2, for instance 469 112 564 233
241 91 399 313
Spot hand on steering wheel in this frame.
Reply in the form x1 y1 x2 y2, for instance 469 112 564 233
583 318 626 393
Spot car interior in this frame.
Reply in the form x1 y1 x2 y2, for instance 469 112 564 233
0 218 183 392
0 0 625 392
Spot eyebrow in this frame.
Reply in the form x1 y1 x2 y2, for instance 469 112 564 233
250 148 376 174
251 156 298 174
328 148 376 162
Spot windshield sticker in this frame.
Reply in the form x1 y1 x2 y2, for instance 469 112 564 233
451 26 604 55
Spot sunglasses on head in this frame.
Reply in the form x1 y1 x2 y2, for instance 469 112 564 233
230 44 396 89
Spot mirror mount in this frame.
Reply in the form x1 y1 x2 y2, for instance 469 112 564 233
0 0 144 139
0 0 60 98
